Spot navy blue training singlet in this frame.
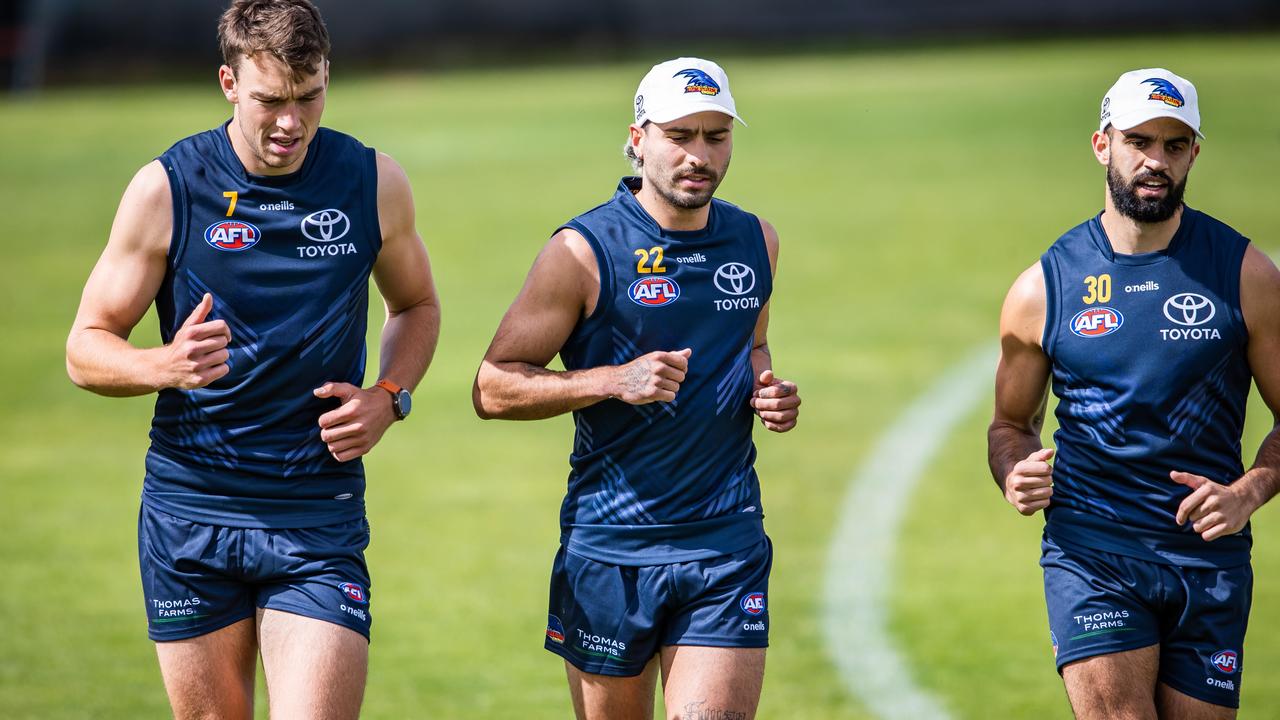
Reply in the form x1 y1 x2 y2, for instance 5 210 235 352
1041 207 1252 568
144 122 381 528
557 177 772 565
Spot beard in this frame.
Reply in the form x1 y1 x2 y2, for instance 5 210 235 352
647 158 729 210
1107 163 1187 223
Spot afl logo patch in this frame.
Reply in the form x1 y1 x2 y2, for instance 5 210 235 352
740 592 766 616
300 208 351 242
546 615 566 644
629 277 681 307
1211 649 1238 674
204 220 260 252
338 582 368 605
1070 307 1123 338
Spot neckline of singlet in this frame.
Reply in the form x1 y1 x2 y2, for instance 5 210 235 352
215 119 321 188
618 176 718 241
1088 206 1196 267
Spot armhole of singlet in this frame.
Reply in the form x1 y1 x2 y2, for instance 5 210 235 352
361 146 383 260
561 220 613 340
1230 236 1250 342
746 211 773 303
160 156 189 276
1039 254 1058 357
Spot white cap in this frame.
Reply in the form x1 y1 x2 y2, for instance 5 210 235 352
1099 68 1203 138
633 57 745 127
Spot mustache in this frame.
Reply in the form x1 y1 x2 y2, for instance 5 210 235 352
676 169 717 182
1131 170 1172 185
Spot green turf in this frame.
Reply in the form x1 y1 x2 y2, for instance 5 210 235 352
2 34 1279 718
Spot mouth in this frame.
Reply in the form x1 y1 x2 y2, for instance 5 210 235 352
677 173 714 190
1133 174 1170 196
268 135 302 155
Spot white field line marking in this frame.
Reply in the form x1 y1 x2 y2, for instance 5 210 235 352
822 345 998 720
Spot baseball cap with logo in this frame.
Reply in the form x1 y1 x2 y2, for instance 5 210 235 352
633 57 746 127
1099 68 1203 138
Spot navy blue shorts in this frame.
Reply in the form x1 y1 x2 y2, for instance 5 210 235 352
544 537 772 677
1042 535 1251 708
138 503 373 642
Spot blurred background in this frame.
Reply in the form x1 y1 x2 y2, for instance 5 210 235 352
2 2 1279 719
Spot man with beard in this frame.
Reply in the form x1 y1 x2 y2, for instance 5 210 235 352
988 68 1280 719
473 57 800 719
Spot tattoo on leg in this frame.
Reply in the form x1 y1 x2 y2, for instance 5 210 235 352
683 699 746 720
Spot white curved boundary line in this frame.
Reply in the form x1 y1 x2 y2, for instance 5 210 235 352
822 345 999 720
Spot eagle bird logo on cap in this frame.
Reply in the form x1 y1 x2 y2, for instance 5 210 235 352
674 68 721 96
1142 78 1185 108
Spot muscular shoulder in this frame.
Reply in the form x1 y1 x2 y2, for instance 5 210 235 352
375 152 415 239
1241 244 1280 336
757 217 779 273
1000 262 1047 348
113 160 173 256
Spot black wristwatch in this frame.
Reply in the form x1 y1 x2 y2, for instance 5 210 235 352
375 379 412 421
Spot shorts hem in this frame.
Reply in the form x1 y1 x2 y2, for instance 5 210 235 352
544 641 646 677
663 636 769 649
1159 673 1240 709
148 610 255 643
1054 638 1159 673
259 601 371 642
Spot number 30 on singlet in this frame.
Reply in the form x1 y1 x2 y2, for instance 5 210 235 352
1082 274 1111 304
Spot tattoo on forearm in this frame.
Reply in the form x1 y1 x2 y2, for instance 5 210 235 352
683 699 746 720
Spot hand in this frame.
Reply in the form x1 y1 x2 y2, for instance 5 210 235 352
1172 471 1256 541
161 293 231 390
750 370 800 432
611 348 691 404
1004 448 1054 515
313 382 397 462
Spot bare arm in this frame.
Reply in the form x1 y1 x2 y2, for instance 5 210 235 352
66 160 231 396
748 218 800 432
473 228 690 420
314 152 441 461
988 261 1055 515
1174 244 1280 539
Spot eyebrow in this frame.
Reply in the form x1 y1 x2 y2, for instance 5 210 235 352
250 87 324 102
1122 130 1192 144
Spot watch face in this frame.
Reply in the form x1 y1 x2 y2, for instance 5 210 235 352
397 390 412 418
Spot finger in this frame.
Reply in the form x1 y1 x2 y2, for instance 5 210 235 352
314 382 358 402
655 365 687 383
186 319 232 343
1201 522 1234 542
757 369 775 387
755 409 796 423
653 389 677 403
655 379 680 394
754 382 797 399
321 422 365 444
1017 486 1054 502
1029 447 1055 462
1014 460 1054 478
181 293 213 328
1010 474 1054 491
751 395 802 412
1020 499 1051 515
318 403 358 429
1175 484 1214 525
190 335 231 356
193 348 230 370
1170 470 1209 490
762 419 796 433
329 444 369 463
662 349 691 372
1192 512 1223 534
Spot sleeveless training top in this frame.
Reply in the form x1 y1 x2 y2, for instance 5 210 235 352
557 177 772 565
1041 207 1251 568
145 122 380 529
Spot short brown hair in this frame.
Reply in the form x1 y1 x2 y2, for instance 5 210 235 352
218 0 331 79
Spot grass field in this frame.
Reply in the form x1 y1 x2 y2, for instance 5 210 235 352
3 34 1280 719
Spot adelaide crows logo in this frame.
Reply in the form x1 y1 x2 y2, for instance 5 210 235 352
674 68 720 96
1142 78 1185 108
